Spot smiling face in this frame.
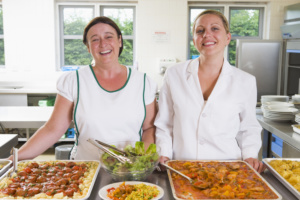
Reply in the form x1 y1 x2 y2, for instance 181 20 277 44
86 23 122 65
193 14 231 58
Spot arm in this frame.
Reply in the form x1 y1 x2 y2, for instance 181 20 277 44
13 94 73 160
236 78 263 172
155 73 174 163
142 100 157 150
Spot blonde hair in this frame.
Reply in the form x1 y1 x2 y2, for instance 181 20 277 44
192 10 230 35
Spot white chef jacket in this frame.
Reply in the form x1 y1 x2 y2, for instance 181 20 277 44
57 65 157 160
155 58 262 161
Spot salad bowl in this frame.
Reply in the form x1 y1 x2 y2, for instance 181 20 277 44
99 141 160 181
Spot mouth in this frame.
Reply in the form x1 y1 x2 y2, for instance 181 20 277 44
203 42 216 46
100 50 112 55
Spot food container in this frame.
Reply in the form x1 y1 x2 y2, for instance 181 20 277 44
263 158 300 199
166 160 281 200
0 160 100 200
99 141 160 181
0 159 12 178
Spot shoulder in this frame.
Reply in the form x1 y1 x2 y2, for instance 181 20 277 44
130 67 157 87
226 62 256 83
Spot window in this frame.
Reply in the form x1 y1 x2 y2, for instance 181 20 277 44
188 7 223 60
101 6 135 66
58 4 135 70
0 5 5 67
188 5 264 66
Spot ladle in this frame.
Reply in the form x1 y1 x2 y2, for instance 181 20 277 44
161 162 210 189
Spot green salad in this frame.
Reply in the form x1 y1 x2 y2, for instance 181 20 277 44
101 142 159 173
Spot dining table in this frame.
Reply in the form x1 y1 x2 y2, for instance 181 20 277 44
89 167 298 200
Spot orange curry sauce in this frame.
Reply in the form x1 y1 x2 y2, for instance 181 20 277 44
168 161 278 199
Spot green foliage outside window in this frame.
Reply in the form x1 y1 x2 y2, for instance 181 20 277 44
189 8 260 65
104 10 134 66
229 9 259 66
64 39 92 66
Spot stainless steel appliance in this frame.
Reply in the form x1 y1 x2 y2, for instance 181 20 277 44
281 3 300 95
235 39 282 103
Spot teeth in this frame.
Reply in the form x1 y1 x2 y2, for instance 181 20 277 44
204 42 215 46
100 50 112 54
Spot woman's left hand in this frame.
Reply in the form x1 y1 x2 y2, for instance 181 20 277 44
244 157 266 173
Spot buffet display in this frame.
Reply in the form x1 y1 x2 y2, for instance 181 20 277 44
0 160 100 199
166 160 281 200
263 158 300 199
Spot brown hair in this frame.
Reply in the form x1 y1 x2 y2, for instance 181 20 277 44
192 10 230 35
83 16 123 56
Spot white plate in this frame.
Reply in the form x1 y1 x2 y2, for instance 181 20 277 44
98 181 164 200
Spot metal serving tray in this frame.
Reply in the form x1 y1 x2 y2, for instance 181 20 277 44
166 160 282 200
263 158 300 199
0 160 101 200
0 159 12 177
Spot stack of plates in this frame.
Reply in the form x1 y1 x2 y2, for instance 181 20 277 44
261 100 298 122
292 94 300 103
261 95 289 104
295 113 300 123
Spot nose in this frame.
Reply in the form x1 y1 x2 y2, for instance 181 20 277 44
99 39 107 47
203 29 212 38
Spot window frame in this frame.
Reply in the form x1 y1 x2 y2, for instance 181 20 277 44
58 5 95 69
188 3 267 62
56 3 136 71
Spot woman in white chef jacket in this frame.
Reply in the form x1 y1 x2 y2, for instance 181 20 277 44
11 16 157 161
155 10 265 173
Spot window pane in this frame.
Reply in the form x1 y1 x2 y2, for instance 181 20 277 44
63 8 93 35
228 40 236 66
189 40 199 59
64 39 92 66
0 7 3 35
103 8 133 35
230 9 260 37
0 39 5 65
119 39 133 66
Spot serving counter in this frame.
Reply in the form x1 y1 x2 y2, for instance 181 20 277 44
256 113 300 158
89 168 298 200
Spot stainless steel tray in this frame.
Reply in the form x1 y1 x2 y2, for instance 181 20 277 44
263 158 300 199
166 160 282 200
0 159 12 177
0 160 100 200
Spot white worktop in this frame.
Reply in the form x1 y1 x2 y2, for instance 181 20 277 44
0 87 57 94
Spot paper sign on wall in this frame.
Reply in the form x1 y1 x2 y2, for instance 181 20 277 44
152 31 170 43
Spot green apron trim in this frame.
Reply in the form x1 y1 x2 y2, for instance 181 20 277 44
74 70 80 145
68 70 80 159
89 65 131 93
138 73 147 141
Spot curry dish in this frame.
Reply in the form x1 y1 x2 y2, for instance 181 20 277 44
268 160 300 192
168 161 278 199
0 160 99 199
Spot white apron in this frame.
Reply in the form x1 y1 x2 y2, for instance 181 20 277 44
70 66 147 160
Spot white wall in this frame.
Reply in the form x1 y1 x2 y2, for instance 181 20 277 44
0 0 299 88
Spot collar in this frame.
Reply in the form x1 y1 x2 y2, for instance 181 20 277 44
187 57 233 76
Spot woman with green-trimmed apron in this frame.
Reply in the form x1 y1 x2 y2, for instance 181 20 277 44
10 16 157 161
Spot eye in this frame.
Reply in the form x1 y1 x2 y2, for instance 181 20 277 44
91 38 99 42
212 27 219 31
196 29 204 34
106 36 113 39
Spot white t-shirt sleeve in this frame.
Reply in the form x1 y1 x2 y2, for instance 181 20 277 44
56 71 77 102
144 75 157 105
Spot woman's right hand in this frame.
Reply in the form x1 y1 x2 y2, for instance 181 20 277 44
158 156 170 171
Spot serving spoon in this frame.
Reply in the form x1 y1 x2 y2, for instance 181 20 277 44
161 163 210 189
